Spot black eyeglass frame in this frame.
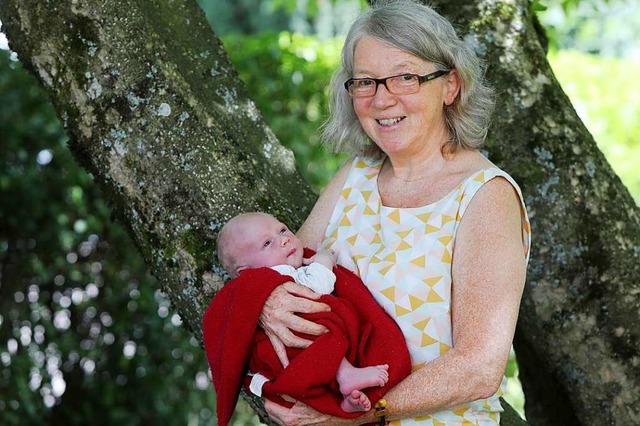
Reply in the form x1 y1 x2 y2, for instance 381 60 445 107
344 69 451 97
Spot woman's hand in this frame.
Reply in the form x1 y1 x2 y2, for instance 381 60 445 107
259 282 331 367
265 398 354 426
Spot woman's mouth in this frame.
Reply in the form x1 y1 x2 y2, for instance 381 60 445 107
377 117 404 126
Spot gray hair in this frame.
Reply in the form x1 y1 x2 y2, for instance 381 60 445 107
321 0 494 155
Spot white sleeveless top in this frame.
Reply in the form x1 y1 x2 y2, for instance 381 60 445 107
323 156 531 425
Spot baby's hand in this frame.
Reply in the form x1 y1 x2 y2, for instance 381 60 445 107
303 244 337 270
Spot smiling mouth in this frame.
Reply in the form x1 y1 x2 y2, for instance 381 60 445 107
377 117 404 126
287 248 297 257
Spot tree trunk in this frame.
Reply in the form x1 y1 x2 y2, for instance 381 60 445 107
1 1 638 426
431 0 640 424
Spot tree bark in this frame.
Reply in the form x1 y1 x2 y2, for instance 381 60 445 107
1 1 638 425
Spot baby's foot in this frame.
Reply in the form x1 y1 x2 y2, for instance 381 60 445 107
341 390 371 413
337 364 389 396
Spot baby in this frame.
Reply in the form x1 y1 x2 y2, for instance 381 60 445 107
215 212 389 412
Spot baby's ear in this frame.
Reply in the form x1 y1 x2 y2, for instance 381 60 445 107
235 265 248 276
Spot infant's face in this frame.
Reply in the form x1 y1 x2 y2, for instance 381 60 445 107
235 214 304 269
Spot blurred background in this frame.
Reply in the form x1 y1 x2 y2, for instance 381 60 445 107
1 0 638 424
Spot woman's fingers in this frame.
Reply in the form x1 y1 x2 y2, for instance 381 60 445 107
265 398 334 426
260 283 331 347
265 329 290 368
264 399 287 426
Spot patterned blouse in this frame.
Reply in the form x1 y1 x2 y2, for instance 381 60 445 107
323 156 531 425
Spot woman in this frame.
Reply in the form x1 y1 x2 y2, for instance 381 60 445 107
259 0 531 424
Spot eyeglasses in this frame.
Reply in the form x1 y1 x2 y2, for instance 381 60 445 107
344 70 451 98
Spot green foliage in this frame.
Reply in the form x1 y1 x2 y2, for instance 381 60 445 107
548 50 640 203
0 51 215 426
223 31 349 192
537 0 640 57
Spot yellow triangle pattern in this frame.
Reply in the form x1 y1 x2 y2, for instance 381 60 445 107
355 159 368 168
364 205 376 215
416 212 431 223
371 234 382 244
341 187 352 199
413 318 430 331
474 171 486 182
411 362 425 373
396 229 412 239
397 240 412 251
421 333 437 347
409 294 425 311
361 190 372 202
441 249 451 263
346 234 357 246
427 291 445 303
339 215 351 227
425 224 439 234
395 304 411 316
387 210 401 223
411 255 425 267
441 214 455 225
383 252 396 262
344 204 356 213
380 287 395 302
438 236 453 246
378 264 393 276
454 405 470 416
423 276 442 287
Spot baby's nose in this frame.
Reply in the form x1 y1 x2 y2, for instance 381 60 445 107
281 235 289 246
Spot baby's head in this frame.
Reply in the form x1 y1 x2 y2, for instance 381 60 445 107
216 212 304 278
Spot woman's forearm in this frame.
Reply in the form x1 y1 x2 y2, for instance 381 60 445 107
373 349 503 422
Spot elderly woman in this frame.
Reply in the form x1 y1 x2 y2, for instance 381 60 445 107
259 0 531 424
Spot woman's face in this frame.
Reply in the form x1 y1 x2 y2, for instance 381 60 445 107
351 36 458 158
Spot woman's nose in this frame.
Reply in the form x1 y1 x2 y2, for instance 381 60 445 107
372 84 398 108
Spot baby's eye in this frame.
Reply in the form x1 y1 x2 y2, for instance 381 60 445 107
262 240 272 248
279 227 287 234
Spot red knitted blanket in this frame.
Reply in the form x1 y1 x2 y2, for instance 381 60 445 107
203 254 411 426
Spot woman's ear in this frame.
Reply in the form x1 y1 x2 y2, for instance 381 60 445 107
443 68 461 106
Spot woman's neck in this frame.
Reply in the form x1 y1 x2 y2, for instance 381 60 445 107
384 147 450 182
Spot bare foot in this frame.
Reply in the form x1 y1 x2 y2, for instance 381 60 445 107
336 361 389 396
341 390 371 412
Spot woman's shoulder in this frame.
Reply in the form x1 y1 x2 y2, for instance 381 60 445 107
451 149 494 175
452 151 525 215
